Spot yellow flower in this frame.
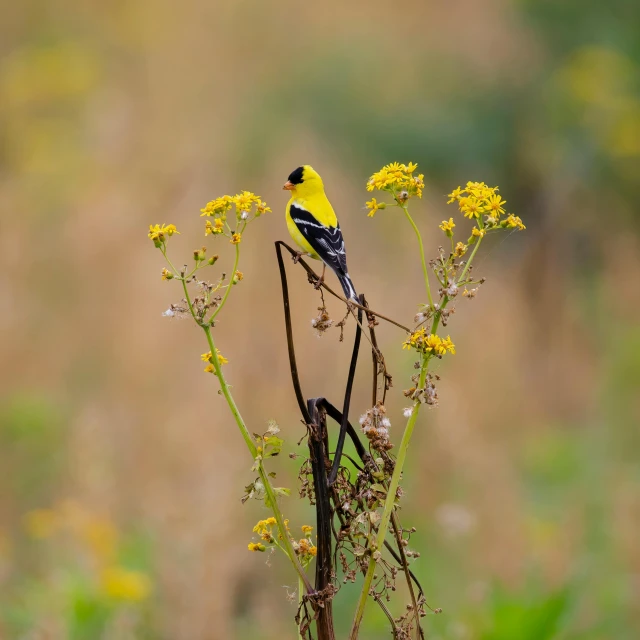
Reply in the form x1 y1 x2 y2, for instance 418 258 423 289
405 161 418 173
485 193 506 218
439 218 456 235
309 545 317 556
365 197 385 217
403 330 454 357
148 223 180 245
504 214 526 230
447 186 463 204
366 162 419 194
24 509 58 539
161 268 173 280
454 242 467 257
256 201 271 216
301 525 313 534
233 270 244 284
441 335 456 355
233 191 260 212
205 218 225 236
471 227 486 238
409 173 425 198
230 233 242 244
252 517 277 535
459 197 484 219
101 566 152 602
248 542 266 552
424 334 446 356
202 349 228 370
402 327 426 350
200 195 233 217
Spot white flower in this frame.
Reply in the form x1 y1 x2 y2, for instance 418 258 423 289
380 417 391 428
162 308 175 317
403 407 413 418
359 414 367 425
241 211 249 220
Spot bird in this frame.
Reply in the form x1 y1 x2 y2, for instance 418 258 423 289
283 165 358 301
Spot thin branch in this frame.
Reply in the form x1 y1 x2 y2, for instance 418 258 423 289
275 242 313 424
276 241 411 332
328 297 363 486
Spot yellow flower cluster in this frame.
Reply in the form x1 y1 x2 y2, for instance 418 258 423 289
447 182 505 220
200 192 271 220
297 537 317 558
205 218 225 235
403 329 456 357
253 517 277 534
148 223 180 246
199 192 270 243
446 181 525 238
248 517 278 547
366 162 424 199
201 349 229 372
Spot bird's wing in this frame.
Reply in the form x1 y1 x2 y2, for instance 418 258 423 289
289 204 348 275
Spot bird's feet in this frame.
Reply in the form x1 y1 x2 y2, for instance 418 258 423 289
291 251 304 264
313 274 325 290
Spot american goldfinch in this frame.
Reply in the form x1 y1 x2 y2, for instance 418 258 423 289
283 165 357 301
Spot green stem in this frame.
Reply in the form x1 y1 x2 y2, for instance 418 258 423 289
161 246 180 275
202 325 313 593
402 205 434 309
207 243 240 324
177 268 311 593
349 356 429 639
458 236 483 284
350 234 485 635
298 574 305 640
203 326 256 454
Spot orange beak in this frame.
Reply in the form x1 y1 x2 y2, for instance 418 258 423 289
282 181 295 191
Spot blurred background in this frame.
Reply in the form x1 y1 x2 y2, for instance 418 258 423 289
1 0 639 638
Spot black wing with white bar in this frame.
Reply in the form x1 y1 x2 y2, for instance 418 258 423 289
289 204 348 276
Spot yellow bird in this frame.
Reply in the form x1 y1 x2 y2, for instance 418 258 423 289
283 165 357 301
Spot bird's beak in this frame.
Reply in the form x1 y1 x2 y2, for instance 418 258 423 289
282 181 295 191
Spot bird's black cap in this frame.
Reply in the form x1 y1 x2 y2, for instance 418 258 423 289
287 166 304 185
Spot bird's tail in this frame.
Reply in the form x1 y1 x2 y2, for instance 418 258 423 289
337 272 358 302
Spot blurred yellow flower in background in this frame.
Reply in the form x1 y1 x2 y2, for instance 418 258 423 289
102 566 152 602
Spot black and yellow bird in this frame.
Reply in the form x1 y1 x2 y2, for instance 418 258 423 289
283 165 358 301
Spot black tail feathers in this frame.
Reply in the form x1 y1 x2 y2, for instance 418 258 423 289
337 272 358 301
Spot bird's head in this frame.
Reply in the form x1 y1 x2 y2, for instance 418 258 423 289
283 165 324 198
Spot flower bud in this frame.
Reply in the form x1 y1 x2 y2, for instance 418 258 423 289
208 255 219 266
